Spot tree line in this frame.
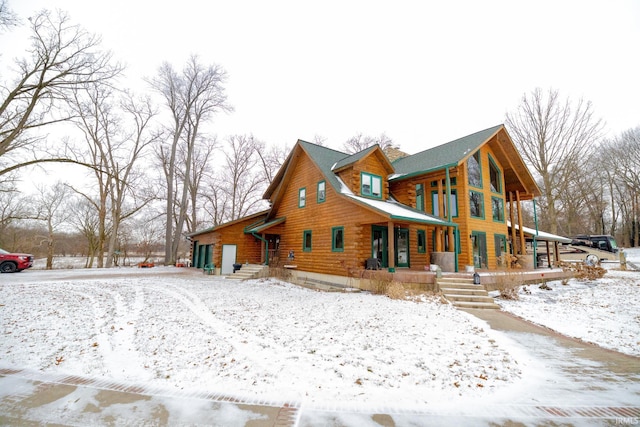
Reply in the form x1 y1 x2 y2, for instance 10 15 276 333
1 3 638 269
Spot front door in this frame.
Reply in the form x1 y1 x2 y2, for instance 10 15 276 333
372 226 388 268
471 231 487 269
395 228 410 267
221 244 237 275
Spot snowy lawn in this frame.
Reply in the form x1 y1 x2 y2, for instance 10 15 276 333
0 269 520 408
496 247 640 357
0 248 638 410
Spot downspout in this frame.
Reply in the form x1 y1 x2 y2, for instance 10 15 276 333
251 232 269 266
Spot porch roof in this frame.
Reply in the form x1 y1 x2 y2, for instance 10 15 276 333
343 193 456 227
244 216 286 234
507 221 572 243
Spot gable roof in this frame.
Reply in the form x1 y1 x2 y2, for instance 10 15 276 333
391 124 503 178
390 124 541 199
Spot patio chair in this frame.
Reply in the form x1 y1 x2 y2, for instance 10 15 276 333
203 263 215 275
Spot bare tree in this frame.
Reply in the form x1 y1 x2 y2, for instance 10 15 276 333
604 127 640 246
343 132 397 154
0 9 121 177
0 186 30 245
221 134 268 221
256 142 290 185
34 182 73 269
68 197 101 267
149 55 231 265
182 136 218 233
0 0 18 30
68 83 159 267
505 88 604 234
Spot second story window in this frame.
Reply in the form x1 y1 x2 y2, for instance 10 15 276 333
317 181 326 203
467 151 482 187
299 188 306 208
489 156 502 193
361 172 382 198
416 183 424 211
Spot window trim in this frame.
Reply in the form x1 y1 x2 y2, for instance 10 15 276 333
416 183 424 211
431 189 458 218
469 190 485 219
491 196 505 222
303 230 312 252
488 154 502 194
298 187 306 208
467 150 483 188
417 229 426 254
360 172 383 199
317 180 326 203
332 226 344 252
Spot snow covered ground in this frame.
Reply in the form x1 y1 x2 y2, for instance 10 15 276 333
496 247 640 357
0 248 639 412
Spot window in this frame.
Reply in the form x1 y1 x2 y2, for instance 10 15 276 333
317 181 326 203
492 197 505 222
469 190 484 218
332 226 344 252
489 156 501 193
303 230 312 251
432 190 458 217
494 234 507 258
416 184 424 211
417 230 426 253
431 177 456 187
361 172 382 198
298 188 306 208
467 151 482 187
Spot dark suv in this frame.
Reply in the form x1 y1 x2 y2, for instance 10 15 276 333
0 248 34 273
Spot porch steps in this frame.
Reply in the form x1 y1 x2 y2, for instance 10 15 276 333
436 277 500 310
225 264 268 281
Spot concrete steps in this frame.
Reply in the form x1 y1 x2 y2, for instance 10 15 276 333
437 277 500 310
225 264 268 280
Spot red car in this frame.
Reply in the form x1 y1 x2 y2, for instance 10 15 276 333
0 248 34 273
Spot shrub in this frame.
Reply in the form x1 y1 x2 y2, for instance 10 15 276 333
557 261 606 280
368 270 394 295
385 281 406 300
493 271 525 300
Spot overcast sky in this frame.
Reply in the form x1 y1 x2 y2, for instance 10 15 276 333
5 0 640 154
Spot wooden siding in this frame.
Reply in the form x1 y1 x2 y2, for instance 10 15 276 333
451 144 509 269
195 217 264 268
389 145 512 270
272 152 392 276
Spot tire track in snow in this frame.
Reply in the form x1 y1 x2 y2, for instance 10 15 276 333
71 282 151 381
152 283 279 375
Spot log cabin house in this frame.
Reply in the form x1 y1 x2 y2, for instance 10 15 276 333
189 124 541 282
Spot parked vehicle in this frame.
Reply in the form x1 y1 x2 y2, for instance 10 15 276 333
570 235 619 254
0 248 34 273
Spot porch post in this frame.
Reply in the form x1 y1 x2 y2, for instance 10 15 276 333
387 221 396 272
445 168 454 252
435 227 443 252
516 191 526 255
509 192 517 254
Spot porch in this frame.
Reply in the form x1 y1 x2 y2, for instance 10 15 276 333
280 265 573 294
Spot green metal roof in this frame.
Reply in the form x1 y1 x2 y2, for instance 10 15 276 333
391 124 503 180
298 140 351 193
244 216 286 234
332 144 378 170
